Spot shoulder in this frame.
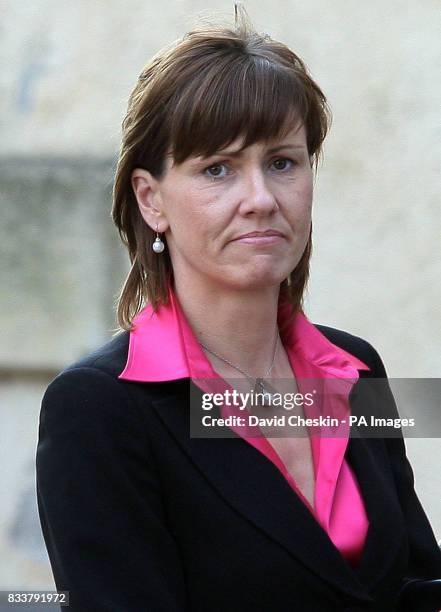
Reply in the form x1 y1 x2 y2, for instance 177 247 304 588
40 330 181 419
41 331 134 417
314 323 388 377
37 334 157 486
45 330 130 389
65 330 130 378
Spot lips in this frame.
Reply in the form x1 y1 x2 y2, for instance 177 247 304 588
232 230 284 241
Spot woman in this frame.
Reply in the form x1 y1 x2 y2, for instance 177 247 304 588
36 12 441 612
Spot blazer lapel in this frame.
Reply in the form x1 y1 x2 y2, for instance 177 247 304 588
150 384 376 604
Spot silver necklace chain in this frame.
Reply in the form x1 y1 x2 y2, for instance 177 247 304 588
199 323 280 388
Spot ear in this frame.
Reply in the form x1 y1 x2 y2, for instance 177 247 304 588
131 168 169 232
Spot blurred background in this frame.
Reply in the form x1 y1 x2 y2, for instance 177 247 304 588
1 0 440 592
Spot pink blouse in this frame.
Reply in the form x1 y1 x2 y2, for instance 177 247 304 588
119 286 371 566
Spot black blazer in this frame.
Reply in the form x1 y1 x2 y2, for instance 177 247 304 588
36 325 441 612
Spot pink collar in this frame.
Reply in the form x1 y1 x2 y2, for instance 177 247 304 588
118 287 370 382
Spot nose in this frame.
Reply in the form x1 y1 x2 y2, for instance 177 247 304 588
238 168 279 216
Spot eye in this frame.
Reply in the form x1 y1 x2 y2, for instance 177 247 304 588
204 163 228 179
271 158 295 171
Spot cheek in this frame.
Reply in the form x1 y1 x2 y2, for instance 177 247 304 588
284 191 313 229
277 171 313 209
164 191 224 249
300 174 314 205
180 188 232 231
297 177 313 217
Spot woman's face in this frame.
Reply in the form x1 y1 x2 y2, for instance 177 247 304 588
133 122 313 293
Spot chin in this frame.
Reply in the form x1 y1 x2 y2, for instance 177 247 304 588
224 269 288 291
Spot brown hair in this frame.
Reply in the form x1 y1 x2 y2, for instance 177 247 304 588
112 11 331 331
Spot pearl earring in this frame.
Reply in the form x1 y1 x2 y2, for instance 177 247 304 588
152 224 165 253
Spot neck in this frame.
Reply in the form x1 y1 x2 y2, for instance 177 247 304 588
173 276 281 378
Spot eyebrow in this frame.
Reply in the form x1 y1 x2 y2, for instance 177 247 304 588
194 144 307 162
